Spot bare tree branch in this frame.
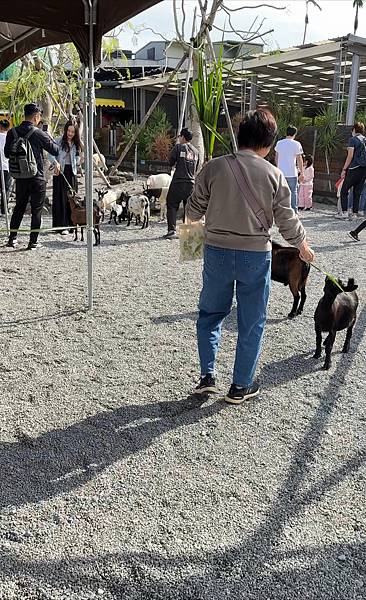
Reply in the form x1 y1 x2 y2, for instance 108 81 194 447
181 0 186 40
136 25 171 42
222 2 285 11
173 0 183 41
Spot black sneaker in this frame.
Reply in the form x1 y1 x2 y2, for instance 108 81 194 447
348 231 360 242
6 239 18 248
195 374 218 394
225 383 260 405
27 242 44 250
163 230 177 240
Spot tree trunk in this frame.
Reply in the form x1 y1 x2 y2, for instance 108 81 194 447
354 5 359 35
188 53 205 168
325 150 331 192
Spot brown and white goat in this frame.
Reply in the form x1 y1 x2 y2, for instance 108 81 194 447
271 241 310 318
314 277 358 370
68 192 102 246
127 194 150 229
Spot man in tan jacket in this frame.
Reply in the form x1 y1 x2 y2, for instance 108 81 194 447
186 109 314 404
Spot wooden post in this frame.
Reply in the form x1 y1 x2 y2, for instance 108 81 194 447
109 52 189 175
177 8 197 138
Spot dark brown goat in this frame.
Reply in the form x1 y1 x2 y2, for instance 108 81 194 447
68 192 102 246
271 241 310 318
314 277 358 370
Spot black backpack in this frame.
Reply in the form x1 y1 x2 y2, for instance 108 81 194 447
356 135 366 167
8 127 38 179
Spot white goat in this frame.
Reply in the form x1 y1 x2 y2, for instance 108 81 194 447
157 186 169 221
146 173 172 189
95 186 125 211
109 202 123 225
146 174 171 221
127 195 150 229
93 153 107 172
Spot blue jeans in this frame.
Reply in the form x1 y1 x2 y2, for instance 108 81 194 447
349 184 366 211
285 177 298 212
197 245 271 387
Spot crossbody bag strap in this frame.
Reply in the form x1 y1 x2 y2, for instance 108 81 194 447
225 154 271 231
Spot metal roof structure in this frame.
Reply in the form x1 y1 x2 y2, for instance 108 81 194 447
117 34 366 120
0 1 162 70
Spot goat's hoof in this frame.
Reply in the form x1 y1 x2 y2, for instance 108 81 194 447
296 310 303 316
288 313 296 319
342 347 350 354
313 352 321 359
322 363 331 370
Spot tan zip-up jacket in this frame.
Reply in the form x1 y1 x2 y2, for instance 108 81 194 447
186 149 306 252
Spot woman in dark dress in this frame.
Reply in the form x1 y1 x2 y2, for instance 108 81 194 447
50 120 82 235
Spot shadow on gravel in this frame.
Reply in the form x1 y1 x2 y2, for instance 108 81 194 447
260 351 318 386
7 306 361 599
1 319 365 597
0 308 85 328
311 241 364 253
152 311 294 330
0 394 225 510
41 235 165 250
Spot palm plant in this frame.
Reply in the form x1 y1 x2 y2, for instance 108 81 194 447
316 105 340 191
353 0 364 35
303 0 322 45
191 50 230 162
267 93 304 139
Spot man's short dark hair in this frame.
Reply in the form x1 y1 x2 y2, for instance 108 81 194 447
354 121 365 135
24 103 42 118
180 127 193 142
237 110 277 150
286 125 297 137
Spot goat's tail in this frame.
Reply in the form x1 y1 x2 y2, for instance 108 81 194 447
301 261 311 287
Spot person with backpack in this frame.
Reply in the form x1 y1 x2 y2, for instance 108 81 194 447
4 103 59 249
0 119 11 216
338 121 366 219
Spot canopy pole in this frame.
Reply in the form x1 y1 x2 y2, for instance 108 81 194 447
86 1 95 311
0 153 9 234
81 64 91 309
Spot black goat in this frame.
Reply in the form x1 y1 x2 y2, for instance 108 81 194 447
314 277 358 370
271 241 310 318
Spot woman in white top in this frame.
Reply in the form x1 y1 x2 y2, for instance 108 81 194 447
49 120 82 234
0 119 11 215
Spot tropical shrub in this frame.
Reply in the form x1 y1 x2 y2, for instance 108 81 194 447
148 131 173 161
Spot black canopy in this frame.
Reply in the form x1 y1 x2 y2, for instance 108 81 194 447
0 1 162 71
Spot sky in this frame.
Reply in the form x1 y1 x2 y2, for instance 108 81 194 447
118 0 366 52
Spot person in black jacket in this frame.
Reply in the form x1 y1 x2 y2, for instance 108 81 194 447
163 127 199 239
4 103 59 250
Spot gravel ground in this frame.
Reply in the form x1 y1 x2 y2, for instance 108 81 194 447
0 198 365 600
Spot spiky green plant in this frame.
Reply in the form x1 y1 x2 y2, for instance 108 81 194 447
191 51 230 161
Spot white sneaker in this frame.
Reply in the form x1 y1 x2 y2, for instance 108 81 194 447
60 230 68 235
335 212 348 219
